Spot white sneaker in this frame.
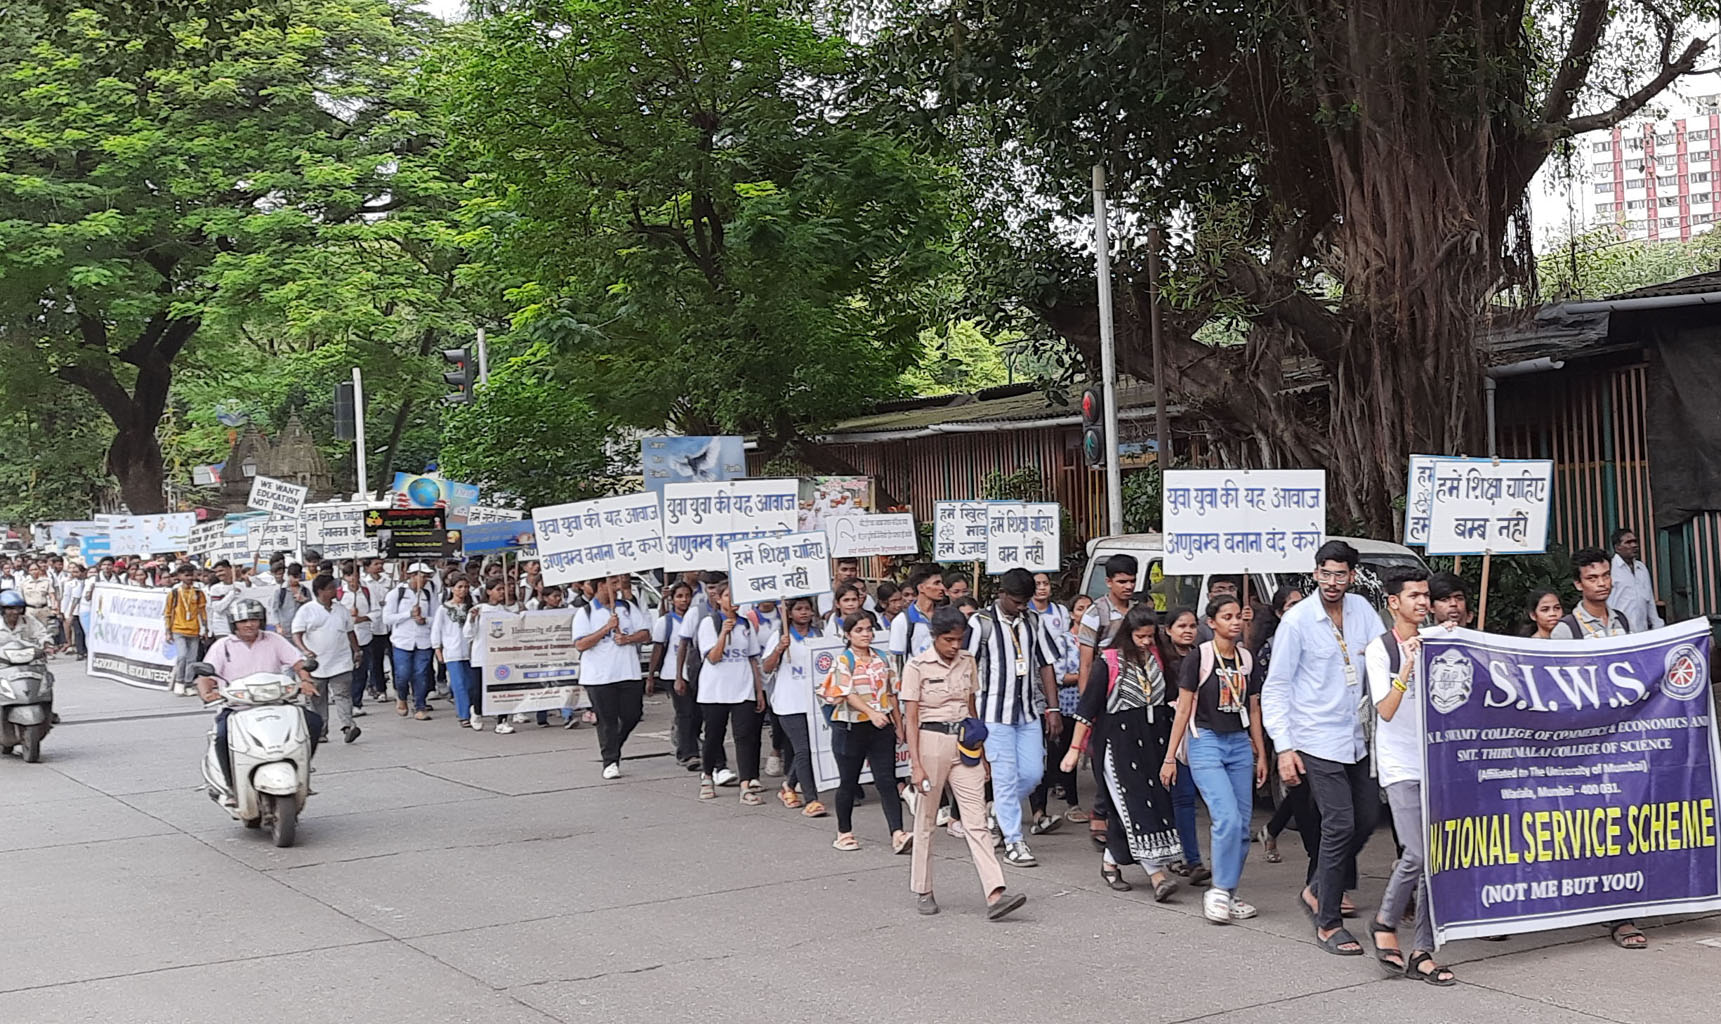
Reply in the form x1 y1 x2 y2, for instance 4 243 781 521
713 767 739 787
495 721 515 734
764 754 783 777
1203 888 1233 925
602 763 621 780
936 805 952 827
171 683 186 696
948 819 967 839
902 785 921 818
470 717 484 731
511 713 531 724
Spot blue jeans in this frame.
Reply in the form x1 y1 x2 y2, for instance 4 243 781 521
983 719 1045 844
1187 729 1255 892
391 646 433 711
350 641 372 708
446 659 476 721
1173 767 1203 866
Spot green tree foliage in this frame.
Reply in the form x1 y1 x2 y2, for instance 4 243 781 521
446 0 959 449
0 0 455 512
872 0 1716 532
899 322 1011 396
438 344 622 509
1537 228 1721 301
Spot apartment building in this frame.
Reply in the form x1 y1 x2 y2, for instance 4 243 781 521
1587 93 1721 241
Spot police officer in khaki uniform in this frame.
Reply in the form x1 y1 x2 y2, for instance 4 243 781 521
902 606 1025 920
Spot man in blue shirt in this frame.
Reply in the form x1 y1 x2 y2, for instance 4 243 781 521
1262 540 1384 956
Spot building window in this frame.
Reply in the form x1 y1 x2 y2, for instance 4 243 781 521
1698 95 1721 114
1657 133 1675 146
1659 175 1681 188
1626 178 1645 189
1697 212 1714 224
1627 219 1646 230
1625 158 1644 170
1661 195 1682 207
1627 137 1644 151
1595 202 1614 214
1694 171 1712 183
1661 217 1679 228
1691 130 1711 142
1657 155 1676 169
1627 199 1647 209
1693 193 1712 204
1593 140 1612 153
1595 182 1614 193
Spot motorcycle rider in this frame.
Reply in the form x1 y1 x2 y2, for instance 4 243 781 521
0 589 57 723
199 599 321 802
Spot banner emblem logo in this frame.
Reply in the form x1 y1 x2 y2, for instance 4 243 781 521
1662 643 1707 701
1427 649 1473 714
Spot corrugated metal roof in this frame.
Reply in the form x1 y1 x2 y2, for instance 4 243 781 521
1607 269 1721 300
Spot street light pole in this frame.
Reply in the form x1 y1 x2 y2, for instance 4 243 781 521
352 366 369 502
1092 165 1124 535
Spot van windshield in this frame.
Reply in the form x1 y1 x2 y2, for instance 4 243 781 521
1081 558 1202 616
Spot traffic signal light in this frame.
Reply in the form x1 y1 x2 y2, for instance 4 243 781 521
1080 387 1105 468
333 382 357 440
442 348 474 405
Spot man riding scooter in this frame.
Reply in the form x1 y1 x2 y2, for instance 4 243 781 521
199 599 322 802
0 589 59 745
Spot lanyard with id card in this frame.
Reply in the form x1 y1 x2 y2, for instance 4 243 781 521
1328 614 1359 688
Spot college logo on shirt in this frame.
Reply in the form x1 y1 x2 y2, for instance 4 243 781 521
1428 649 1474 714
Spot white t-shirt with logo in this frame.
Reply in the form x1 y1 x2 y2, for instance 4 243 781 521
696 616 760 704
572 599 646 686
761 625 819 716
1365 629 1422 788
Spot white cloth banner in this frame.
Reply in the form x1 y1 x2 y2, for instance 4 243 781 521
1424 457 1554 556
1162 469 1326 574
1404 454 1440 546
475 607 583 714
661 479 798 571
301 502 377 561
827 513 918 557
727 532 833 604
102 513 196 556
803 636 909 791
84 583 177 690
532 492 664 585
932 501 989 562
247 475 308 517
985 502 1060 574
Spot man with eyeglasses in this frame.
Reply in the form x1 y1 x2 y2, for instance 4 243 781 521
1261 540 1384 958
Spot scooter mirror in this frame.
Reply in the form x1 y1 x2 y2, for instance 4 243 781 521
190 662 216 677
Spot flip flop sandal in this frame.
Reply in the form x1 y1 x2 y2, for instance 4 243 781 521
1369 920 1406 974
778 788 803 809
1151 875 1179 902
1065 807 1091 823
1609 923 1648 949
699 780 717 800
1341 898 1359 918
739 789 763 806
1089 830 1108 847
801 801 828 818
892 832 914 855
832 834 860 852
1318 927 1366 956
1407 952 1456 985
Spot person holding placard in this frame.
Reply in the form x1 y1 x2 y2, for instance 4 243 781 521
574 575 651 780
650 581 697 759
1161 608 1211 886
760 596 826 817
695 579 766 804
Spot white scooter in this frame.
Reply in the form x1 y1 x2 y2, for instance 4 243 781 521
193 660 315 848
0 640 54 763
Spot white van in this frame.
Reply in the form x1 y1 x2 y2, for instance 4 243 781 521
1079 533 1427 623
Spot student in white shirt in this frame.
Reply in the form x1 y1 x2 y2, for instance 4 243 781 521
1364 567 1454 985
760 596 826 817
888 565 945 670
650 581 699 766
673 570 733 784
431 575 479 728
383 562 437 719
817 558 877 618
574 575 651 778
695 577 766 804
337 561 376 715
292 574 362 744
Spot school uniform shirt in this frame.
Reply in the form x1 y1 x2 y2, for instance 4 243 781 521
1550 602 1630 640
430 603 475 661
650 610 687 681
1077 599 1128 650
964 605 1059 726
292 600 355 678
743 604 782 637
899 647 979 724
887 602 938 663
696 616 760 704
1606 555 1663 633
339 584 374 645
1178 642 1257 734
383 584 437 650
762 624 822 717
363 575 393 635
468 602 506 668
573 598 647 686
1365 629 1422 788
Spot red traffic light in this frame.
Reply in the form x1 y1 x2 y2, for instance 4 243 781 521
1081 389 1099 420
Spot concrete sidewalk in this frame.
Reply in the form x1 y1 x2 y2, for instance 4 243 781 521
2 663 1716 1023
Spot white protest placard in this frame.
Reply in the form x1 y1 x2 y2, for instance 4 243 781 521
189 521 230 560
1404 454 1441 546
1424 458 1553 556
827 513 918 558
474 606 582 715
661 478 799 571
803 636 909 791
1162 469 1326 574
247 475 308 517
985 502 1060 573
463 505 525 525
246 514 302 560
103 513 197 555
727 532 833 605
932 501 990 562
301 502 376 561
532 492 663 585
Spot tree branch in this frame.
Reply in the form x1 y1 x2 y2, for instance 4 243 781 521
1539 0 1612 126
1548 37 1710 138
1221 254 1348 367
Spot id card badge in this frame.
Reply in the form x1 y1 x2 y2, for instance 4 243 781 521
1343 660 1360 689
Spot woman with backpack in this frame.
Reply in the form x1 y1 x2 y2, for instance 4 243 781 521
1163 594 1268 924
1161 607 1210 885
820 612 912 853
431 575 481 730
760 596 826 817
1059 604 1181 899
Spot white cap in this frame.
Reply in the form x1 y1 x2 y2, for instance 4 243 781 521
407 561 433 575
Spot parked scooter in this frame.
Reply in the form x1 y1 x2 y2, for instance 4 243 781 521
194 659 316 847
0 640 54 763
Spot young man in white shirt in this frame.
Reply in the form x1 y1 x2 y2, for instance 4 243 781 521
361 557 393 700
1364 567 1454 985
1605 528 1663 633
888 565 945 672
383 562 438 719
293 574 363 744
573 574 651 778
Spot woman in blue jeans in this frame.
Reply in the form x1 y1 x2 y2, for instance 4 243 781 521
1163 594 1269 924
1161 608 1209 884
431 576 481 729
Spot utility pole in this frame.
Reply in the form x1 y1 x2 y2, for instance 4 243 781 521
1147 225 1170 467
476 327 489 386
1092 165 1124 534
352 366 369 502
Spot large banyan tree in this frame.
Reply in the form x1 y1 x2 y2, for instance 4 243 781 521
876 0 1715 531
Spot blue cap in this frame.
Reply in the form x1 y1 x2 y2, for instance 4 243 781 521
956 717 988 766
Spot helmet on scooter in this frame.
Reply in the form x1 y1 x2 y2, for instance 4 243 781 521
227 598 268 631
0 591 25 608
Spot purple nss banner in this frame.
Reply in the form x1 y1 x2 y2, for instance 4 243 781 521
1420 619 1721 945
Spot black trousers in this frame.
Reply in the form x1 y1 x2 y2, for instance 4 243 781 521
1304 753 1380 930
589 679 645 766
701 701 761 779
1031 712 1078 813
834 721 903 835
70 616 87 658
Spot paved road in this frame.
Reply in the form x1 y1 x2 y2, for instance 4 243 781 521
4 663 1718 1023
